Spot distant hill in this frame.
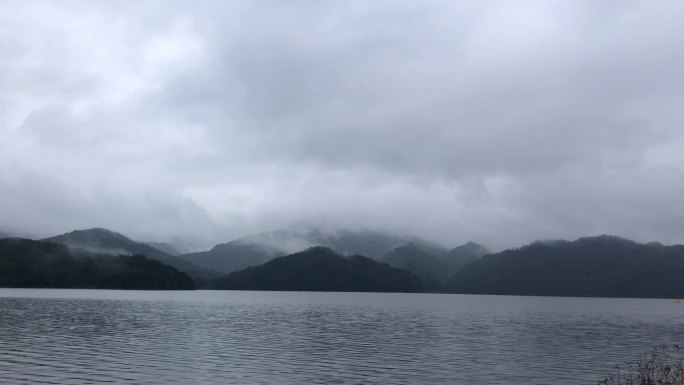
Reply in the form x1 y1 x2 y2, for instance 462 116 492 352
0 231 7 239
448 235 684 298
382 243 449 286
182 242 276 274
442 242 490 272
380 241 489 285
181 227 433 274
144 241 181 256
209 247 426 292
0 238 194 289
43 228 217 284
299 229 419 259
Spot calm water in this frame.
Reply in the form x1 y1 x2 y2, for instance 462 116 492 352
0 290 682 384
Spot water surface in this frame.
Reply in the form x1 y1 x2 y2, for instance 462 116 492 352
1 289 682 384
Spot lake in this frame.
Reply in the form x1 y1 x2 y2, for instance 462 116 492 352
0 289 682 384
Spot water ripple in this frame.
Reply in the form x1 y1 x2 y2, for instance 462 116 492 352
0 289 683 384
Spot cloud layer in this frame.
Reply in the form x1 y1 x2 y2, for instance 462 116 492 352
2 1 684 250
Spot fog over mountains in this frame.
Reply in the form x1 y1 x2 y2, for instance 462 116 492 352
143 242 183 257
179 222 467 274
37 224 488 279
210 247 426 293
42 228 217 283
0 237 194 290
3 222 684 297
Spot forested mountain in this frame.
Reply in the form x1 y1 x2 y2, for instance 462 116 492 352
0 238 194 289
209 247 426 292
382 243 449 285
300 229 420 259
182 242 276 275
380 242 489 286
181 227 433 274
448 235 684 298
144 241 182 256
43 228 216 283
45 228 170 257
4 228 683 298
180 227 414 276
442 242 490 272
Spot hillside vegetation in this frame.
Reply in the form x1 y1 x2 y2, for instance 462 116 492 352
449 235 684 298
210 246 425 292
0 238 194 290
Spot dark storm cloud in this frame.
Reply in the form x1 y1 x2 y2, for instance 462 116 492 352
1 0 684 250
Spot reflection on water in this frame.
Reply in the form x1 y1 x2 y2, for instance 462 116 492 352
0 289 682 384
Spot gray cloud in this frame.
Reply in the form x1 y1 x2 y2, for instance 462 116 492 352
1 0 684 250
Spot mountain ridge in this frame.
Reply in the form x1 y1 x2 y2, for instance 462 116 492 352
144 241 182 256
43 228 217 284
210 246 426 292
0 237 194 289
382 243 449 286
180 227 446 274
448 235 684 298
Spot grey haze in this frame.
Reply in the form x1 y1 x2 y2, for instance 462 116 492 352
1 1 683 251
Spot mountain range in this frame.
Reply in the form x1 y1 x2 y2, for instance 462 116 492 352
8 225 489 290
177 226 488 283
178 227 419 273
2 224 684 298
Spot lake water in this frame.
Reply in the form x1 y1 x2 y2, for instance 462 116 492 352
0 290 682 384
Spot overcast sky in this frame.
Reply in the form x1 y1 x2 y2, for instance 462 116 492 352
1 0 684 250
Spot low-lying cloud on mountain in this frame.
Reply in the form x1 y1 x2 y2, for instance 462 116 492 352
2 1 684 250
